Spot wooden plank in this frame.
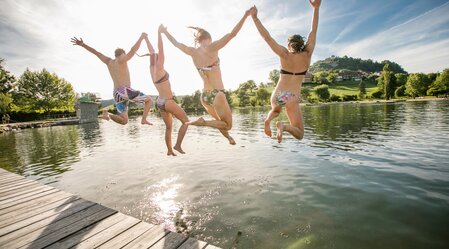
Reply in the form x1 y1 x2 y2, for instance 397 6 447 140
0 181 41 196
0 204 115 248
44 212 129 249
21 206 117 249
0 186 57 208
0 179 32 191
204 245 221 249
148 231 188 249
0 184 53 202
73 215 141 248
0 190 72 217
0 191 71 228
178 237 208 249
0 175 25 184
0 198 92 234
122 225 169 249
97 221 154 249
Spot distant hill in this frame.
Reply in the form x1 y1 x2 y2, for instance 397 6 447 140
309 55 407 74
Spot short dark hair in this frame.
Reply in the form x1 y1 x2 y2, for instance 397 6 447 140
288 35 306 53
114 48 125 57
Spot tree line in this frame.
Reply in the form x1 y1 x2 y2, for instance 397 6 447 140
0 59 76 117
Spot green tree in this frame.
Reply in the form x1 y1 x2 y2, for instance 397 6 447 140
269 69 280 86
427 69 449 96
405 73 430 98
381 64 394 100
14 68 76 114
395 73 408 87
313 71 330 84
358 80 367 99
301 87 312 102
236 80 257 107
255 87 270 106
313 84 330 101
326 72 338 84
395 85 406 98
0 59 16 113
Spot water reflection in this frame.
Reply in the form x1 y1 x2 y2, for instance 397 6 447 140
0 100 448 249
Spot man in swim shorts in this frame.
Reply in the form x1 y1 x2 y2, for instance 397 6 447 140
71 33 152 125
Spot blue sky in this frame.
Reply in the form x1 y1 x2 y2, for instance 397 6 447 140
1 0 449 98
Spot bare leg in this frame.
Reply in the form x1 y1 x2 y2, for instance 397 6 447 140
161 111 176 156
265 100 282 137
219 129 236 145
197 95 235 145
188 117 228 129
283 100 305 140
141 97 152 125
109 112 128 125
166 101 190 154
276 121 284 143
101 109 110 121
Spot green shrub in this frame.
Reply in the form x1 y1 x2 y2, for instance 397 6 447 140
313 84 330 101
370 89 383 99
329 94 342 102
395 85 406 97
342 94 358 101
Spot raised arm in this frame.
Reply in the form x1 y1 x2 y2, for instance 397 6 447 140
71 37 111 64
157 25 165 67
304 0 321 54
144 36 155 55
250 6 288 58
209 8 251 51
160 25 194 56
120 33 147 62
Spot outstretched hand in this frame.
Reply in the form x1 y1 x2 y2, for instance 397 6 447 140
250 5 258 19
71 37 84 46
309 0 321 8
158 24 167 33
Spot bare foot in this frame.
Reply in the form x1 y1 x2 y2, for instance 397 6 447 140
228 136 236 145
173 146 186 154
141 119 153 125
276 121 284 143
264 119 272 137
167 151 177 156
188 117 206 126
101 110 110 121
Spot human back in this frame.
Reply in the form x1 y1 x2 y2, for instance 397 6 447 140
276 51 311 93
107 58 132 91
190 47 224 91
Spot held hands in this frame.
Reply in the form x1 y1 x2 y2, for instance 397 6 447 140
140 32 148 40
250 5 258 20
309 0 321 9
71 37 84 46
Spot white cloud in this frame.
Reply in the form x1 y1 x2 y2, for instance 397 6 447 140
330 1 449 73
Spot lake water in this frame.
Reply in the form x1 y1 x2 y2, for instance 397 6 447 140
1 100 449 249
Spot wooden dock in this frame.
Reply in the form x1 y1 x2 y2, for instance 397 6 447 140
0 168 221 249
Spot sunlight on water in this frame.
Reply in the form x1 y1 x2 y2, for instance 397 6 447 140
1 100 449 249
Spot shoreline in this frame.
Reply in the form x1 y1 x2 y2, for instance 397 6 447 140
0 118 80 134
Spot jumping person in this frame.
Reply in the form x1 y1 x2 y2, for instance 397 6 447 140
140 26 190 156
71 33 152 125
160 8 253 145
250 0 320 142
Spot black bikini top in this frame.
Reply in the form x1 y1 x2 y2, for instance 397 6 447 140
154 72 169 84
280 69 308 75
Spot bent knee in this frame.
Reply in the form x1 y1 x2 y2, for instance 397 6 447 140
121 119 128 125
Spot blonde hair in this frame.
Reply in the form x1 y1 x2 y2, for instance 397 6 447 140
188 26 211 46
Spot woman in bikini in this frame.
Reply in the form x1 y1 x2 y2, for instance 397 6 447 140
250 0 320 143
141 25 189 156
160 8 252 145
